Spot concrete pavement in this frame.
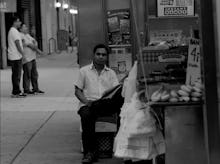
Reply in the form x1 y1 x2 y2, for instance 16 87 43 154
0 51 123 164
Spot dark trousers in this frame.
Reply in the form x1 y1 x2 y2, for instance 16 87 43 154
78 89 124 154
23 59 39 92
78 106 96 154
10 59 22 94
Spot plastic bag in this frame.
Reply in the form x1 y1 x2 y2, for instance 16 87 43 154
126 103 156 137
124 61 137 103
114 93 165 160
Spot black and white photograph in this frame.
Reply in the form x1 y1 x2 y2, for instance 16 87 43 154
0 0 220 164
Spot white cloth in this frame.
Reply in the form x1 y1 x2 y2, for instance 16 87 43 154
21 33 37 64
7 27 23 60
75 63 119 108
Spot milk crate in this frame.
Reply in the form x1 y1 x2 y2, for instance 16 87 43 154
96 132 115 158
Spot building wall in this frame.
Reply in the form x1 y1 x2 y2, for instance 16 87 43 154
78 0 106 66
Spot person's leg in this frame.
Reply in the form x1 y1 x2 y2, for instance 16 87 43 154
11 59 22 95
78 106 97 163
78 106 96 154
23 62 32 93
31 60 39 91
31 60 44 94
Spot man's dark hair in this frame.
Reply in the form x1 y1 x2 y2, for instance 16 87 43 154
93 44 110 55
19 23 26 31
11 16 20 26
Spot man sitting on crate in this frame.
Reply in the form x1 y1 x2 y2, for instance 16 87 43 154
75 44 124 164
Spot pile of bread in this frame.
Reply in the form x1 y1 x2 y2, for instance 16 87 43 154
151 81 203 103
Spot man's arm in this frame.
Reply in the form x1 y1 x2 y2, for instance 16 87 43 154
15 40 24 56
75 86 93 106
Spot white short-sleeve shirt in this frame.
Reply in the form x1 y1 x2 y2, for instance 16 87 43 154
21 33 37 64
7 27 23 60
75 63 119 108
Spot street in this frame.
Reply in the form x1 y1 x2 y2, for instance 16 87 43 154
0 51 122 164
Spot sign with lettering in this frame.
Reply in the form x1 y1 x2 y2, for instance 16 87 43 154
157 0 194 17
186 38 201 85
0 0 16 12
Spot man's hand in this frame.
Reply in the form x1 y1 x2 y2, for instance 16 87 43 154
75 86 93 107
85 100 93 107
27 44 38 51
15 40 24 56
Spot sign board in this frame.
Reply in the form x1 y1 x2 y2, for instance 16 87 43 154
186 38 201 85
157 0 194 17
109 47 132 80
0 0 16 12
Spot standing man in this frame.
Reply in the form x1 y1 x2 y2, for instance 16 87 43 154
7 16 26 97
20 23 44 94
75 44 121 163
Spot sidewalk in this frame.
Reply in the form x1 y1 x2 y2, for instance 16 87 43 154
0 51 123 164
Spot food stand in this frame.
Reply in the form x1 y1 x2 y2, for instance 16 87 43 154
77 0 219 163
132 0 207 163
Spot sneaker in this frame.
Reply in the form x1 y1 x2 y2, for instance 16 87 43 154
34 90 45 94
82 152 93 164
92 152 98 162
11 93 27 98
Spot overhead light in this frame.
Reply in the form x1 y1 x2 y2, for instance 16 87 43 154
63 3 69 9
55 2 61 8
69 9 78 14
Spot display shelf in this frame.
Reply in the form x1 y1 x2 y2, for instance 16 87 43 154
148 14 199 20
138 78 185 85
149 101 203 107
109 44 132 48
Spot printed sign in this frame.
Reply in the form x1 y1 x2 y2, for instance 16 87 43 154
186 38 201 85
150 30 182 42
157 0 194 17
0 0 16 12
109 47 132 80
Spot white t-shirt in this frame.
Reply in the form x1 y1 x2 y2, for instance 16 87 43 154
75 63 119 108
7 27 23 60
21 33 37 64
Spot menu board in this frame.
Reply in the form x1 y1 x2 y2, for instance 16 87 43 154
107 9 131 45
157 0 195 17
